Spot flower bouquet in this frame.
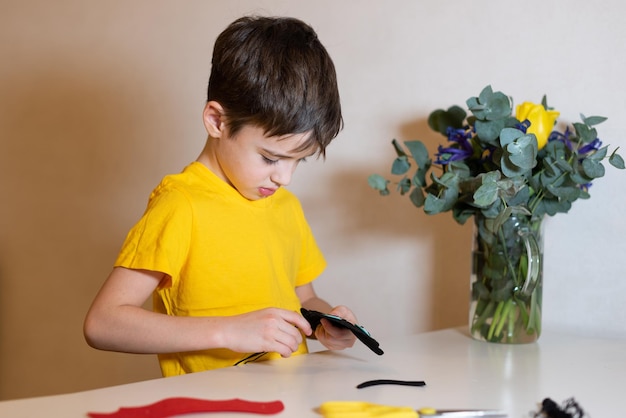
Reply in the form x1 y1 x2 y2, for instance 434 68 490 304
369 85 624 343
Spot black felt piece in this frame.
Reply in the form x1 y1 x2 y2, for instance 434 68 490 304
356 379 426 389
300 308 384 355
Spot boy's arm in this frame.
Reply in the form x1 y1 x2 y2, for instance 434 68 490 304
84 267 312 357
296 283 357 350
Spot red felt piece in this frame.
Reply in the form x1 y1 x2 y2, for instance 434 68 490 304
87 397 285 417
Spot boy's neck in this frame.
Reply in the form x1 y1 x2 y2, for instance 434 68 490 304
196 138 219 176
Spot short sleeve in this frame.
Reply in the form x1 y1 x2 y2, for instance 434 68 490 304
115 185 192 282
292 200 326 287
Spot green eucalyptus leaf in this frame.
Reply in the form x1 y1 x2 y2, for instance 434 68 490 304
472 172 500 207
447 105 467 126
499 127 524 146
410 187 425 208
478 85 494 104
432 171 459 188
543 140 566 158
587 145 608 161
506 135 538 170
582 159 605 178
540 197 572 215
474 182 498 207
529 172 541 192
368 174 389 192
499 130 537 178
391 156 410 175
440 185 459 209
549 144 568 164
458 177 482 201
573 123 598 143
475 119 504 144
540 170 565 194
553 198 572 214
532 200 548 218
452 205 475 224
506 185 530 207
466 96 482 114
413 166 429 187
424 193 447 214
397 177 412 195
500 155 525 178
404 140 431 168
449 161 471 178
546 184 581 201
609 149 625 169
468 86 512 121
427 106 466 135
484 170 501 182
427 109 447 135
391 139 407 157
495 179 514 199
582 115 607 126
569 171 592 186
542 156 560 178
424 181 459 214
481 200 503 219
554 158 573 173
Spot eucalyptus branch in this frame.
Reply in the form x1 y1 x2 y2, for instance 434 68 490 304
369 85 624 343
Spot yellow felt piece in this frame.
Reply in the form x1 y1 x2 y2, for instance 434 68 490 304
319 401 418 418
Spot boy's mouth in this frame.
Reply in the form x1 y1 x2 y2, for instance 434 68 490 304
258 187 276 197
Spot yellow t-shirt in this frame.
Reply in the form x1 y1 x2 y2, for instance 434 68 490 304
115 162 326 375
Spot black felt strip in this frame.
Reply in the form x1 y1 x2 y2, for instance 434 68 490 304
300 308 384 355
356 379 426 389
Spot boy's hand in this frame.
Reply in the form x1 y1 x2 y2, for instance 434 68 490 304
314 305 357 350
222 308 312 358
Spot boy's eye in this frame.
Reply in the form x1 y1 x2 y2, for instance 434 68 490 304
261 154 308 165
262 155 279 165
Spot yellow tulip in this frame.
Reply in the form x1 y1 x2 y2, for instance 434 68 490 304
515 102 560 149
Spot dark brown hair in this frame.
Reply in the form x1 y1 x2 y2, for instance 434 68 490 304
207 16 343 156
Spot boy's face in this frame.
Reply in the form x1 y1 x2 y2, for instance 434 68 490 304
208 124 316 201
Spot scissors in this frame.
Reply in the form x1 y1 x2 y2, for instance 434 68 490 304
319 401 508 418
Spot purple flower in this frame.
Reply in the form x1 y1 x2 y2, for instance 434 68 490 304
435 127 473 164
548 128 602 156
578 137 602 155
516 119 531 134
547 127 574 150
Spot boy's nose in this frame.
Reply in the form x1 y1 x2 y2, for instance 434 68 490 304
271 162 295 187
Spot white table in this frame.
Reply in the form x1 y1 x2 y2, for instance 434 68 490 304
1 328 624 417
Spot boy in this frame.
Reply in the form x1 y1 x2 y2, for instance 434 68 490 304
83 16 357 376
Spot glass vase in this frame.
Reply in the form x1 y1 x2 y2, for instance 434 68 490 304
469 213 544 343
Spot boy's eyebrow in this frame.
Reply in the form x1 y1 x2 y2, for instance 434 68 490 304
261 148 291 158
261 147 315 159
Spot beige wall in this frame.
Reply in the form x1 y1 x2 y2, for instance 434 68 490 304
2 0 625 400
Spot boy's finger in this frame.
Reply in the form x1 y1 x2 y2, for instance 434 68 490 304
319 318 351 338
282 309 313 335
328 305 357 323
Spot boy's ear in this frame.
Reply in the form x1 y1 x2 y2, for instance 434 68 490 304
203 101 226 138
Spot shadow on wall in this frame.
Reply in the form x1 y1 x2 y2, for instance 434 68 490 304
299 117 472 333
398 116 473 330
0 62 167 399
